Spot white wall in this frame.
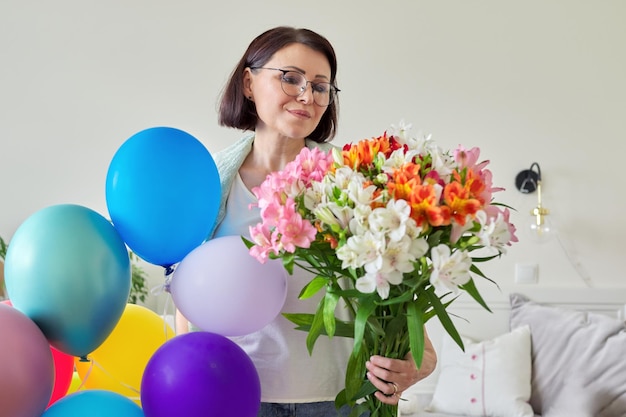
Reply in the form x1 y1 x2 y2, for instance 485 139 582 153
1 1 625 312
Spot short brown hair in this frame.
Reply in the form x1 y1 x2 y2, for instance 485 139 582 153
218 26 339 143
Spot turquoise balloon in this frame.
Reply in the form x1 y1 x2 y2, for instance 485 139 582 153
5 204 130 358
42 390 144 417
105 127 221 267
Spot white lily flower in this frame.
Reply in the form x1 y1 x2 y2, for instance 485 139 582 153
331 146 344 165
303 181 330 211
381 237 417 277
409 236 429 258
327 202 354 230
429 244 472 293
336 231 384 270
476 210 512 254
389 119 413 138
369 199 411 242
349 204 372 236
356 271 394 299
333 167 362 190
381 148 414 173
355 272 377 294
346 181 377 207
313 205 342 229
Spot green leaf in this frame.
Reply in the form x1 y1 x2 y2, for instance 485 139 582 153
406 302 425 368
376 290 414 306
241 236 254 249
353 300 376 355
366 316 386 338
282 313 315 327
350 379 376 401
424 288 464 351
283 313 355 338
323 291 339 338
471 254 500 263
328 287 363 298
282 253 295 275
384 313 406 343
345 345 368 402
469 264 499 287
305 298 326 355
459 278 492 313
348 403 372 417
334 389 348 410
299 276 328 299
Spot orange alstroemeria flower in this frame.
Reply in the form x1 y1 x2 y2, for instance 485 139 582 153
342 133 395 170
442 181 482 225
323 233 339 249
398 183 450 228
387 164 420 197
452 169 488 205
387 162 453 228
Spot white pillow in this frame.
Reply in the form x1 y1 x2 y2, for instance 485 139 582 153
427 325 534 417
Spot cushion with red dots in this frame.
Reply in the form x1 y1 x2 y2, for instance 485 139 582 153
427 324 534 417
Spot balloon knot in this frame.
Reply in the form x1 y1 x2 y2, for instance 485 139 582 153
151 264 177 295
164 264 176 276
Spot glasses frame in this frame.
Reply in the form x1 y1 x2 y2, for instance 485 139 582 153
249 67 340 107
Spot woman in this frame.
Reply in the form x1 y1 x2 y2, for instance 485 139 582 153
176 26 437 417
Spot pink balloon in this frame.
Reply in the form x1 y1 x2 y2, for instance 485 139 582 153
1 301 75 407
0 303 55 417
171 235 287 336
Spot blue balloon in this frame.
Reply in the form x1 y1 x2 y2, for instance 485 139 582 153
4 204 130 358
105 127 221 267
42 390 144 417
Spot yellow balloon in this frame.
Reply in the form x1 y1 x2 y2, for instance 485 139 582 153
66 371 82 395
75 304 174 405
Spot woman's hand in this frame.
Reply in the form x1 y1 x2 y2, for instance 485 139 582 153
365 330 437 405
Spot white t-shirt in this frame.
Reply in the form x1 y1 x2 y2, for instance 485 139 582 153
213 173 353 403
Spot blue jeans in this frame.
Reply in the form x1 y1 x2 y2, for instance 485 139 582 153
257 402 367 417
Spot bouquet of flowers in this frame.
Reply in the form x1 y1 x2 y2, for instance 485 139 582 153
245 122 517 417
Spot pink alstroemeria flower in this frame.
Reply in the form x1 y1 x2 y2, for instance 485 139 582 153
294 146 334 184
248 223 278 263
275 198 317 253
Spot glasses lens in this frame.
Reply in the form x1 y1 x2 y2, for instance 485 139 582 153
280 71 306 96
279 70 335 107
312 82 333 106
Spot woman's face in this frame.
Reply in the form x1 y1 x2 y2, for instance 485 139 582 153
245 43 331 141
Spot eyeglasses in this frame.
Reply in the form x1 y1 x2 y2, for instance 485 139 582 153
250 67 339 107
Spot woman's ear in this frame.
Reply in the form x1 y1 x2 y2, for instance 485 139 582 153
243 68 253 99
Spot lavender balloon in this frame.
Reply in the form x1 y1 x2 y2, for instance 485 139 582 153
141 332 261 417
170 235 287 336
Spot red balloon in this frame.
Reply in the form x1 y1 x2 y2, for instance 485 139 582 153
47 347 75 407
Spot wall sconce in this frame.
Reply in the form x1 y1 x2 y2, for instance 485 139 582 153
515 162 553 243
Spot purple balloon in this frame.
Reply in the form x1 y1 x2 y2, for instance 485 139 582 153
141 332 260 417
170 235 287 336
0 303 54 417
